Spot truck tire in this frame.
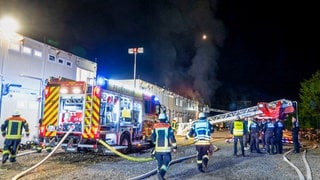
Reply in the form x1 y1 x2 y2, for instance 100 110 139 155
120 133 132 153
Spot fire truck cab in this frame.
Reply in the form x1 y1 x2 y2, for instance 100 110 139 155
39 77 161 153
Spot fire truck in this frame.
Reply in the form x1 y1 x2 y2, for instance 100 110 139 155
39 77 162 153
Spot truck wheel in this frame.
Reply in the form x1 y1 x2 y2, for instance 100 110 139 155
120 133 132 153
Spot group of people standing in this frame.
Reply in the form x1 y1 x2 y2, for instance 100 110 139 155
230 116 300 157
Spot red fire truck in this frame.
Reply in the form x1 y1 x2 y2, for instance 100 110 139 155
39 77 162 153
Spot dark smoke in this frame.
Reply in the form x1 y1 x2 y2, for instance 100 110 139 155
151 0 226 105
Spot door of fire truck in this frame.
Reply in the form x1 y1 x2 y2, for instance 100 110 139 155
56 82 86 149
99 90 145 153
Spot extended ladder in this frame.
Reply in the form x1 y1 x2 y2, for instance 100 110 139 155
207 99 294 124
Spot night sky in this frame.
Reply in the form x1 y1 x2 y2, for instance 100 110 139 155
1 1 319 108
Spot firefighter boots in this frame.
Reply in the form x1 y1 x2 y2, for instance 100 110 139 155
2 154 9 164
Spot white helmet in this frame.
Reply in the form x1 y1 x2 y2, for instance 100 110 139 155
13 111 21 116
158 113 167 120
199 112 206 119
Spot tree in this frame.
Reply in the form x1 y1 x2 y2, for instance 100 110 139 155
299 70 320 129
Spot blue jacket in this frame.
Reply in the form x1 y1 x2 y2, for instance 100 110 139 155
187 118 214 145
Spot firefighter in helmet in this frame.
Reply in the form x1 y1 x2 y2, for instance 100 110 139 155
1 111 30 163
151 113 177 180
185 112 214 173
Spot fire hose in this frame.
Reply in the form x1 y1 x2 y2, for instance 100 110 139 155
98 137 219 163
97 139 154 162
12 127 74 180
130 144 219 180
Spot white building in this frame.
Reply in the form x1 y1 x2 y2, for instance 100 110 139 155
0 32 96 146
116 79 201 123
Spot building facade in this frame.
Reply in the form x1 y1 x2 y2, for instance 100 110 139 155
0 32 96 145
116 79 201 123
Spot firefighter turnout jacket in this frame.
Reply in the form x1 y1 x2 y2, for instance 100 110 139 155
187 119 214 145
151 122 177 153
1 116 30 139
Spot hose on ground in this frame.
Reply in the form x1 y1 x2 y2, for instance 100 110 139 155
130 144 219 180
12 128 74 180
129 153 197 180
97 139 154 162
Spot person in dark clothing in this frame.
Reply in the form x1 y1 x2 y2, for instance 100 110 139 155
1 111 30 163
274 119 285 154
186 112 214 173
249 118 261 153
264 119 275 154
260 119 266 149
292 116 300 153
243 118 249 150
151 113 177 180
230 116 246 157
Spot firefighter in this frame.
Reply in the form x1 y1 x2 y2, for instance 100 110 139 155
264 118 275 154
185 112 214 173
1 111 30 163
230 116 246 157
249 118 261 153
151 113 177 180
260 118 267 149
292 116 300 153
274 118 285 154
170 117 178 134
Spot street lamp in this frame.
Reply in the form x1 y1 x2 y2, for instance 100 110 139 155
128 47 143 89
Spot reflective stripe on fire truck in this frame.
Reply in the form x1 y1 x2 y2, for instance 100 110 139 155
83 87 100 138
43 86 59 137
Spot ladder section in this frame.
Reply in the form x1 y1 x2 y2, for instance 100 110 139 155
207 99 293 124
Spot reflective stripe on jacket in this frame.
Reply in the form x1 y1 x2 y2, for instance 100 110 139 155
151 122 176 153
187 119 214 145
1 116 29 139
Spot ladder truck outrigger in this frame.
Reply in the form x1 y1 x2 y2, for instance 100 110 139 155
38 77 164 154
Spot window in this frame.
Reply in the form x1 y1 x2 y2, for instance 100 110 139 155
66 60 72 67
22 46 32 54
9 43 20 51
48 54 56 62
58 58 64 64
34 50 42 58
175 98 179 106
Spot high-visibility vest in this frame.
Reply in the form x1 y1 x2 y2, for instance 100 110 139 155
171 120 177 130
1 116 29 139
233 121 244 136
